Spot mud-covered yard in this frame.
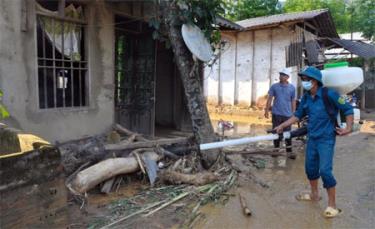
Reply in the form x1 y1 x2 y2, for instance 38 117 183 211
1 109 374 229
60 110 374 229
197 110 375 229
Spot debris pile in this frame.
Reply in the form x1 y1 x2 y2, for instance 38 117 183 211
57 124 196 193
51 123 303 227
52 124 246 227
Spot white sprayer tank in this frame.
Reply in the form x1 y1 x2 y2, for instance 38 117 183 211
321 65 364 95
321 62 364 129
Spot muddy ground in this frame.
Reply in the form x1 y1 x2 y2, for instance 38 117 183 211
61 109 373 229
197 110 375 229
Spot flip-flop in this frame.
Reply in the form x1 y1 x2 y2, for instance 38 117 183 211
295 193 322 201
324 206 342 218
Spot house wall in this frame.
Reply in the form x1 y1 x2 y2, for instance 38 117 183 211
0 0 116 142
204 26 312 107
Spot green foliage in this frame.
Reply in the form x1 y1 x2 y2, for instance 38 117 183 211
351 0 375 41
348 57 365 67
224 0 282 21
176 0 225 45
149 0 225 47
0 89 10 119
284 0 351 33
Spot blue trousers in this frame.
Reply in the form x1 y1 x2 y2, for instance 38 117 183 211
305 137 336 189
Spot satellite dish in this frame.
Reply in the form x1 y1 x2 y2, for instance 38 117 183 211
181 24 214 62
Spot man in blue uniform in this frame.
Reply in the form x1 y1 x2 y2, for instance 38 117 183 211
265 68 296 159
274 66 353 218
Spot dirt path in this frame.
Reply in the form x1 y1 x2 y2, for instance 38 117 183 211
197 115 375 229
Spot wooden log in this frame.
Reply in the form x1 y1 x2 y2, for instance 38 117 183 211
61 137 193 176
159 171 219 186
113 124 148 142
104 137 192 151
155 146 179 159
238 193 252 216
69 152 160 194
100 178 115 194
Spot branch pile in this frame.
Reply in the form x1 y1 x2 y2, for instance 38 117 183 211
58 124 226 196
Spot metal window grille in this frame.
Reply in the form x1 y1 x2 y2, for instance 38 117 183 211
36 12 87 109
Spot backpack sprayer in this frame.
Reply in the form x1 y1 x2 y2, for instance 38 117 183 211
200 62 363 151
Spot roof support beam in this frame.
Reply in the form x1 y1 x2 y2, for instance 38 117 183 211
304 21 318 34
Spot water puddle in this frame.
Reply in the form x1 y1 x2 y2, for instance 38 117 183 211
211 119 272 138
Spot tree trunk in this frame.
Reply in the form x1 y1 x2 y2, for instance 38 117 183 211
69 152 160 194
161 1 219 167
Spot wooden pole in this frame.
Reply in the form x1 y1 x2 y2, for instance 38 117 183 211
238 193 252 216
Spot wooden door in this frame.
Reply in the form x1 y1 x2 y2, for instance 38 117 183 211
115 31 156 136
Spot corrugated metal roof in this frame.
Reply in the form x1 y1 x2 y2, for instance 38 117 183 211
216 16 243 30
236 9 338 38
327 39 375 59
237 9 325 27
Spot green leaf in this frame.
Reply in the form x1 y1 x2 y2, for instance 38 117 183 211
0 104 10 119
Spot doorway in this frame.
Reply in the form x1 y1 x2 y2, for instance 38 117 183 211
114 15 191 137
114 15 156 135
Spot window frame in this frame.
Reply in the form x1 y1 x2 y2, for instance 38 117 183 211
35 0 89 111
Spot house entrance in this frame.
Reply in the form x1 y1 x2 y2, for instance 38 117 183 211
114 15 191 137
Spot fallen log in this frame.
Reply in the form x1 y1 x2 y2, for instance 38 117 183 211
113 124 148 142
159 171 219 186
59 138 106 175
238 193 252 216
105 137 192 151
61 139 192 176
68 152 160 194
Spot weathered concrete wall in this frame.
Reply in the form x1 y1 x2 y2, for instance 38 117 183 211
252 29 272 107
0 0 115 142
204 49 220 105
219 33 236 105
236 31 253 107
204 26 313 107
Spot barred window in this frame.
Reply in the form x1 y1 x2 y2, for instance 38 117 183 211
36 0 87 109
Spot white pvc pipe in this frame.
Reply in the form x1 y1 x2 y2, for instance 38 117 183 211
199 134 280 151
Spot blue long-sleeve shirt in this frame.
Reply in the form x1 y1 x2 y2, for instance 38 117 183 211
294 87 354 140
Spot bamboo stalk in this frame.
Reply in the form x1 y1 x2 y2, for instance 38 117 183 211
144 191 191 217
100 200 166 229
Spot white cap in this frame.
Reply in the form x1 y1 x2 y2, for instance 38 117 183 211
279 68 291 76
